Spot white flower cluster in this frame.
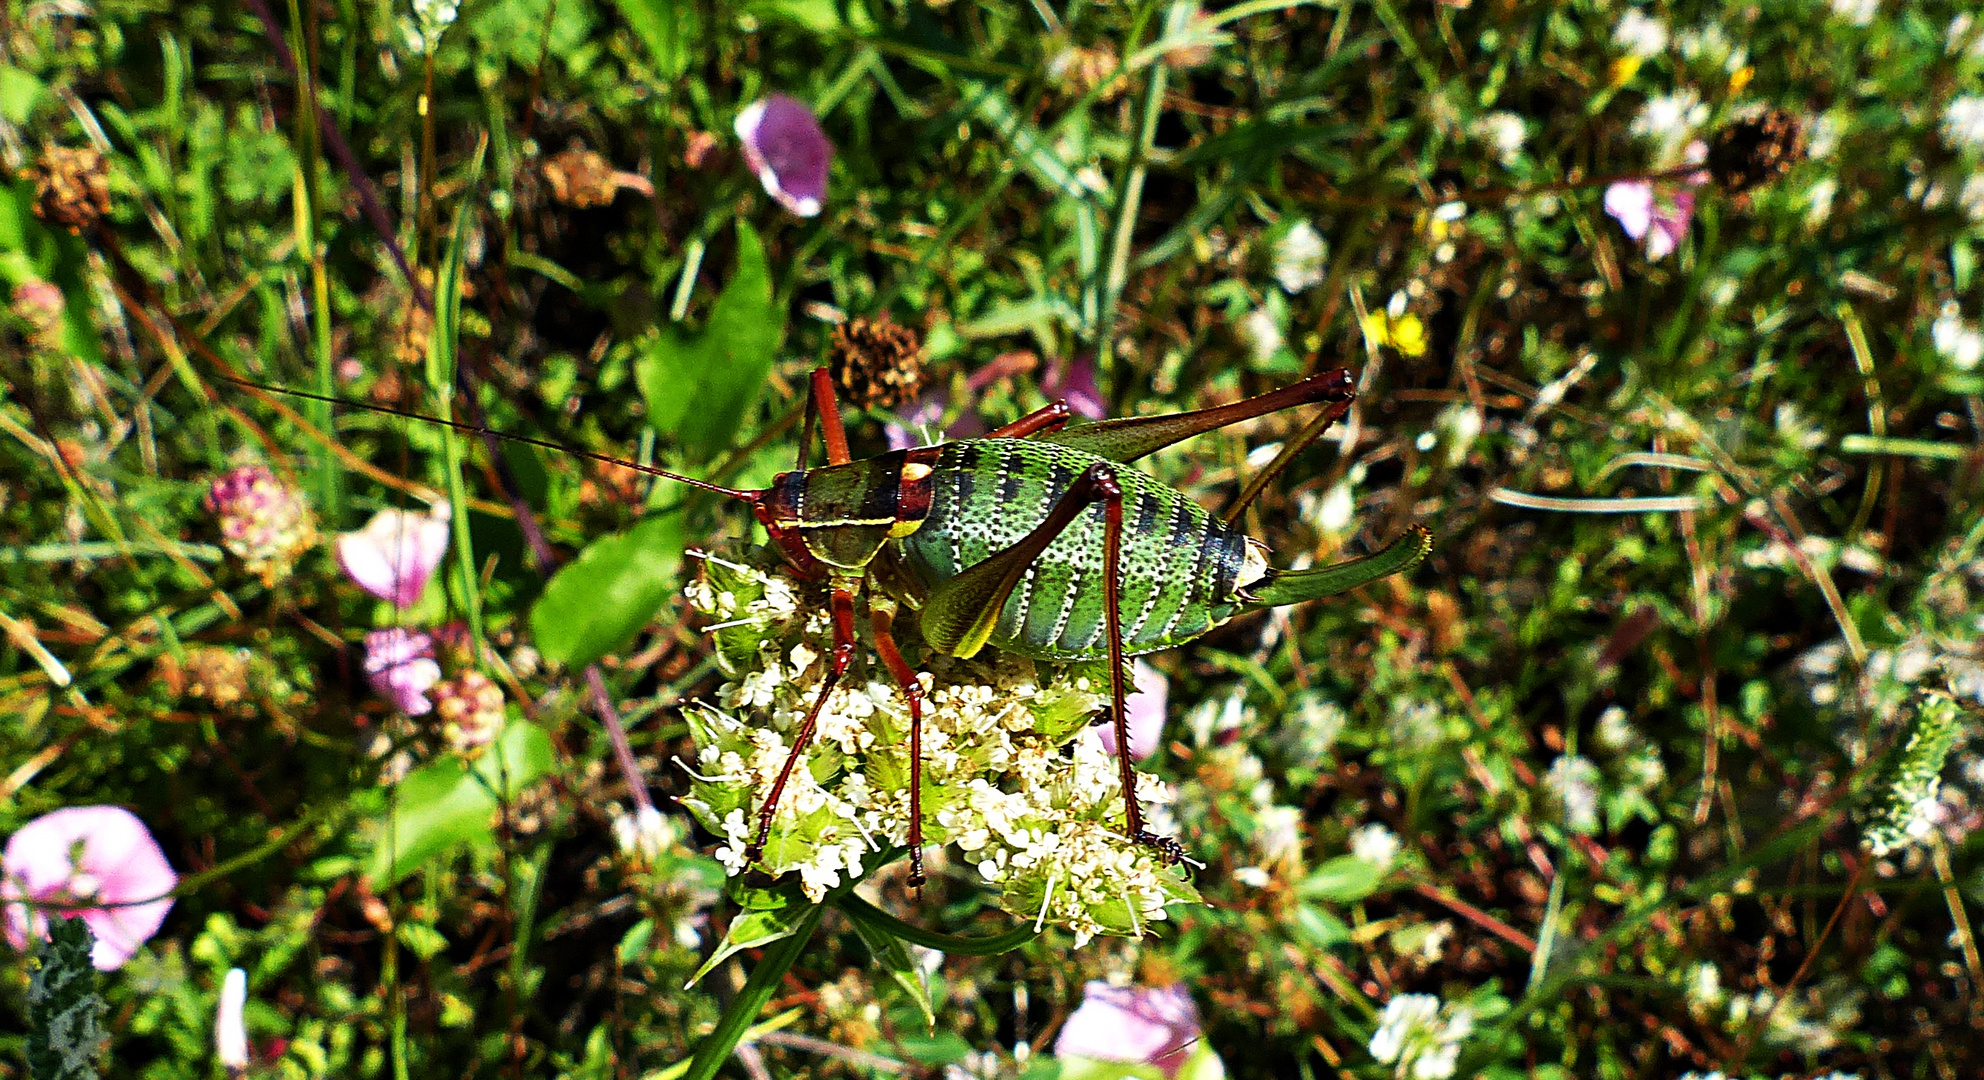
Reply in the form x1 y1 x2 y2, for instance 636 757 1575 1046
678 551 1200 943
402 0 460 54
1368 993 1474 1080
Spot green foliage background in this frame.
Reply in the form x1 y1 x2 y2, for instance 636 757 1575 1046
3 0 1982 1077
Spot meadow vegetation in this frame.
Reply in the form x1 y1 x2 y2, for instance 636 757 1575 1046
4 0 1983 1077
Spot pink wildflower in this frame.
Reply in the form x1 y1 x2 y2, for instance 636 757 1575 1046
1093 659 1168 762
735 95 833 217
2 806 177 970
1042 353 1107 421
1604 141 1708 261
364 628 442 715
205 464 317 585
1054 980 1219 1079
335 504 451 608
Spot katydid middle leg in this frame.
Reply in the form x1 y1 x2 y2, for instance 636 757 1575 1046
919 464 1187 864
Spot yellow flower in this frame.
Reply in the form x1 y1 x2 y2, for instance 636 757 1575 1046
1728 65 1755 96
1363 311 1428 358
1608 56 1642 87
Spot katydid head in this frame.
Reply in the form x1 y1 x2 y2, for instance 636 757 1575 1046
756 447 939 575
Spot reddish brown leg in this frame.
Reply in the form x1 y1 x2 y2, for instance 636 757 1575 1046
867 602 929 888
985 400 1073 439
796 367 855 469
918 465 1185 864
745 582 859 867
1095 472 1182 862
1222 390 1357 524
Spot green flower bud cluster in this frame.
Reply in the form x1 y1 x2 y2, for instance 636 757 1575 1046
680 550 1201 945
1862 689 1965 857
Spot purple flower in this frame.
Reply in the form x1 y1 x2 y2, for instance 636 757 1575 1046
3 806 178 970
1092 659 1168 762
1603 141 1708 262
735 95 832 217
335 505 451 608
1054 981 1220 1079
1604 179 1697 261
364 628 442 715
1042 353 1107 421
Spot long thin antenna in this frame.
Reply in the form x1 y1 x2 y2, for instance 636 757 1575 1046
216 374 761 502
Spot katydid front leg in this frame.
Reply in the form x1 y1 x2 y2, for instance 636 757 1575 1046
745 583 859 869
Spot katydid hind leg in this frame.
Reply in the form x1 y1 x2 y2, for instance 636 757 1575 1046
867 603 929 889
985 400 1073 439
1035 368 1355 465
746 584 859 867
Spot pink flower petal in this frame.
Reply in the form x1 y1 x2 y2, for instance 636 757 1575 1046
1645 187 1695 262
1043 354 1107 421
1055 981 1213 1080
1603 180 1655 241
1093 659 1168 762
735 95 833 217
336 506 451 608
364 628 442 715
3 806 177 970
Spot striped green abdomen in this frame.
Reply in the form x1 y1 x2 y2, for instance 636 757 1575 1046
893 440 1250 661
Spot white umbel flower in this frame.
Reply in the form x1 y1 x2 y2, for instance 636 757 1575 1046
1369 993 1475 1079
1613 9 1669 58
1273 222 1330 293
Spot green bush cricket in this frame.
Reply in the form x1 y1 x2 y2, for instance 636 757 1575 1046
238 365 1431 889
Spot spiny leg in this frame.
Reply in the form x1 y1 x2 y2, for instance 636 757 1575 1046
745 582 858 868
1036 368 1355 465
866 600 930 888
1222 387 1357 524
916 464 1186 864
985 400 1073 439
1094 472 1182 861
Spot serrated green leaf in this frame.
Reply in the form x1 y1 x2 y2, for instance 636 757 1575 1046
636 220 777 460
367 722 555 886
530 511 684 668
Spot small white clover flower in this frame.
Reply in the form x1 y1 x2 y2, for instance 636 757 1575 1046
1369 993 1474 1080
1470 112 1527 166
1350 823 1400 872
1829 0 1879 27
612 804 679 863
1544 755 1602 834
1944 96 1984 155
1613 9 1669 58
1241 306 1284 363
1273 221 1329 293
1631 91 1709 163
1933 306 1984 371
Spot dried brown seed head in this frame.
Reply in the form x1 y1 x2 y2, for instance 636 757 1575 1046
1707 108 1806 194
829 316 926 409
28 145 112 234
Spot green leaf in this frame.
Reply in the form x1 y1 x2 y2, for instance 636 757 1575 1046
530 511 684 668
606 0 697 77
28 917 105 1080
636 220 778 460
0 65 46 125
686 902 814 989
1297 855 1385 903
846 904 936 1031
366 722 555 886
